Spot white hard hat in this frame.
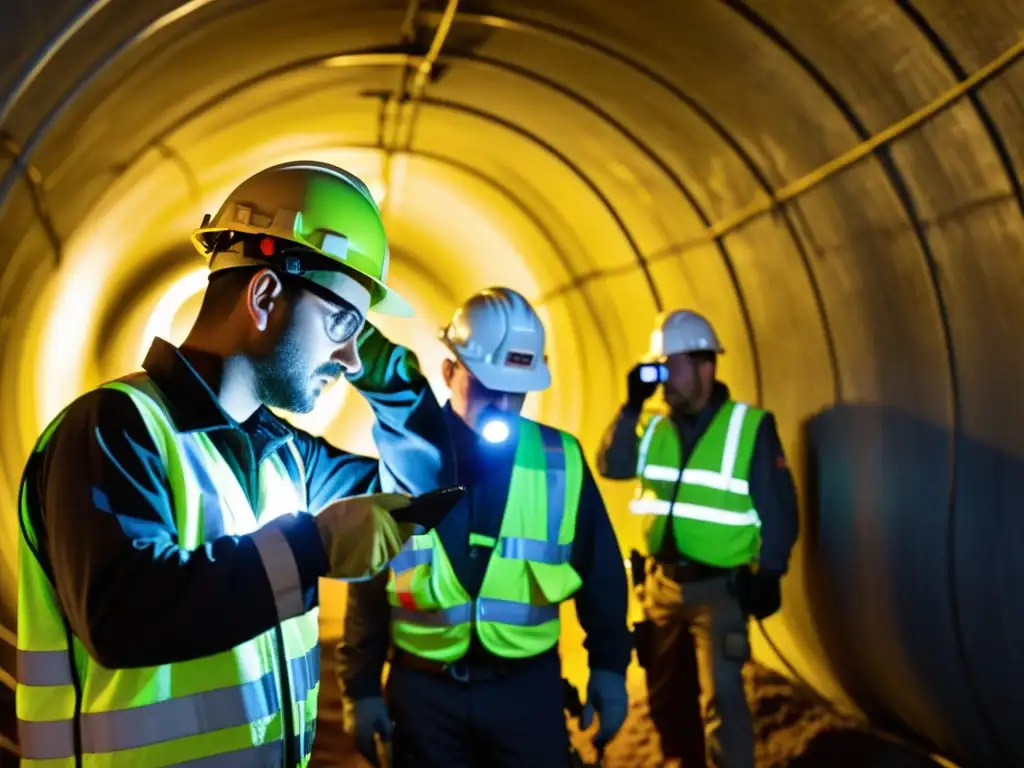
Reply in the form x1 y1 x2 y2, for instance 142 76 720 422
439 287 551 394
648 310 725 359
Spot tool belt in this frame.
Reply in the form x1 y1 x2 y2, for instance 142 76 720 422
393 647 551 683
656 559 733 583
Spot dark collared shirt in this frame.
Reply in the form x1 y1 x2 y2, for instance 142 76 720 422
20 333 452 669
337 404 633 700
596 381 799 574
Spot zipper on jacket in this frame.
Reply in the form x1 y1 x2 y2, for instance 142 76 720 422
274 626 297 766
239 435 297 766
62 621 84 768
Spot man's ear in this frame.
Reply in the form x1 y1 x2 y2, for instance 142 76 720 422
247 269 284 331
441 358 455 387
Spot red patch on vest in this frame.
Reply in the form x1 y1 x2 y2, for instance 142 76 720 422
397 591 417 611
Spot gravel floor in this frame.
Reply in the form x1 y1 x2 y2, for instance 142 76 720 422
312 642 951 768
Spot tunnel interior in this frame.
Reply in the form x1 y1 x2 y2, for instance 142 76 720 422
1 1 1023 766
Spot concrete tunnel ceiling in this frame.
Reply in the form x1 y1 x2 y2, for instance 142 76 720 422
0 0 1022 764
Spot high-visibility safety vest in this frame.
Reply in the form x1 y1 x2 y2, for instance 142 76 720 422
630 400 766 567
16 374 320 767
386 419 584 663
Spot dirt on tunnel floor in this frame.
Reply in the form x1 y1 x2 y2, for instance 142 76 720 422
311 639 950 768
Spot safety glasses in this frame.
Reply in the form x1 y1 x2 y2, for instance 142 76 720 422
294 277 365 345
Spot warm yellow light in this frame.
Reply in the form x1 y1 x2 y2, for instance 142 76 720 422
37 234 117 426
138 268 210 363
367 179 388 206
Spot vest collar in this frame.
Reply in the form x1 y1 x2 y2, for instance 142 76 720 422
671 380 731 438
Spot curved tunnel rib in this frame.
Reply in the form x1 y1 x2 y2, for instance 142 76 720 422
151 141 201 206
422 9 844 406
2 4 848 410
0 133 62 266
0 51 401 310
445 52 764 405
98 50 651 372
114 52 411 174
715 1 997 759
0 0 117 124
355 142 617 372
31 45 621 388
404 97 663 310
104 66 622 409
3 4 1024 767
100 49 664 326
0 0 243 203
0 2 671 322
894 0 1024 219
103 48 672 318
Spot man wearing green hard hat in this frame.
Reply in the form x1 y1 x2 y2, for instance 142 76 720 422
14 161 454 767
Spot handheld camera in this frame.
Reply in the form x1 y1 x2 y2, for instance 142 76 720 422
639 363 669 384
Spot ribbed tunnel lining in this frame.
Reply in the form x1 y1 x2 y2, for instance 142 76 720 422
0 3 1022 765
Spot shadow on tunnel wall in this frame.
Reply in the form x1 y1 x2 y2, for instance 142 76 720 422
803 403 1021 768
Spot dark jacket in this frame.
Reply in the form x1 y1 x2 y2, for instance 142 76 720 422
596 381 799 575
19 330 454 669
337 404 632 701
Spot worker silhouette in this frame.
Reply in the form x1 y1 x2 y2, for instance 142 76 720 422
339 287 632 767
14 162 452 767
597 310 800 768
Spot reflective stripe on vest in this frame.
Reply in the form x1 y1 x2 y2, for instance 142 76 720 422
17 643 319 760
628 498 761 527
387 420 583 662
16 375 320 766
630 400 765 566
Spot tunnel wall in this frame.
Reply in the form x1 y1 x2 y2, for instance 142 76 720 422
1 2 1023 766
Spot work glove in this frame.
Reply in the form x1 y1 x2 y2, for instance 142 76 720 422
733 568 782 619
626 363 659 407
314 493 418 580
580 669 628 750
352 696 393 767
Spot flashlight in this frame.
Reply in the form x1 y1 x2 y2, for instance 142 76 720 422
639 364 668 384
479 406 512 444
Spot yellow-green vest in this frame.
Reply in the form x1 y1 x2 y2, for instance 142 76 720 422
16 374 320 767
630 400 766 567
386 419 583 662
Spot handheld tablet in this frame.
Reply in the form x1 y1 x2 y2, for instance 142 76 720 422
390 485 467 530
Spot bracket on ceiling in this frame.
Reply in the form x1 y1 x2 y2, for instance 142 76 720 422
0 131 62 267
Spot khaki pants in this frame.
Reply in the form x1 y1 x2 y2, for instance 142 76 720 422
641 563 754 768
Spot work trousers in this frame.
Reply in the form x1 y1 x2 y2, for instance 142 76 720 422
386 650 571 768
642 563 754 768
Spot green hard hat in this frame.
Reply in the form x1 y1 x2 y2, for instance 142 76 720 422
191 161 412 317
